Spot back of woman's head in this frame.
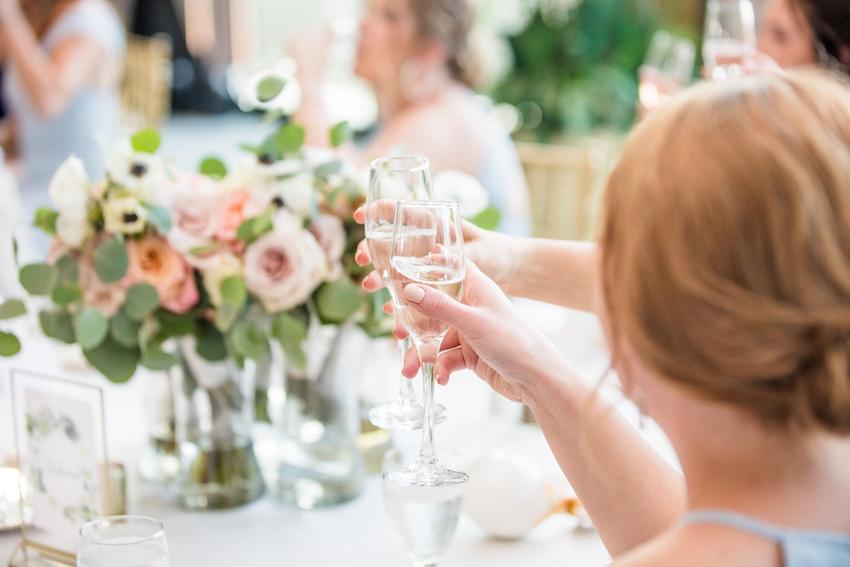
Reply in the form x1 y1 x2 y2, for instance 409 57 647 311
791 0 850 72
600 70 850 434
408 0 477 87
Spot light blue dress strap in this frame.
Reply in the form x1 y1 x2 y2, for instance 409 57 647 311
682 509 787 541
43 0 126 55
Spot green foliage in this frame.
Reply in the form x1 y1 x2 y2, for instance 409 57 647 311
110 310 140 348
83 336 139 383
329 121 352 148
19 263 57 296
215 276 246 331
131 129 161 154
39 310 76 343
145 205 173 233
0 332 21 357
315 278 362 324
231 320 268 360
470 207 503 230
56 253 79 283
256 76 286 103
125 283 159 321
51 281 81 306
276 123 306 155
155 309 196 338
492 0 659 139
272 311 308 370
0 299 26 320
195 321 228 362
236 210 274 244
94 238 129 283
199 156 228 180
140 338 179 370
74 308 109 350
33 208 59 235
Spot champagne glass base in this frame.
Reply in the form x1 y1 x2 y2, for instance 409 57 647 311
369 400 446 431
383 461 468 488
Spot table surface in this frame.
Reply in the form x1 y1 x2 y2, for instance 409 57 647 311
0 301 677 567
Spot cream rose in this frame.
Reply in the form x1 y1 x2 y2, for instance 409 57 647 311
49 155 89 218
243 212 326 313
277 172 316 219
201 253 243 307
55 213 90 248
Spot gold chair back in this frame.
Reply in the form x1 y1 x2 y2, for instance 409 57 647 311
517 140 616 241
121 35 173 129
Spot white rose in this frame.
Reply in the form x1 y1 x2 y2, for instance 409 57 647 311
309 214 346 281
434 171 490 218
278 172 316 219
243 212 326 313
104 196 147 235
55 213 90 248
201 253 244 307
49 155 89 218
107 151 168 204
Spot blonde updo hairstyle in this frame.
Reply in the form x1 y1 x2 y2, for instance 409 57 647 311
408 0 478 87
600 70 850 434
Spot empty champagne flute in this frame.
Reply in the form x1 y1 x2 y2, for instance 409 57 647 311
638 31 696 115
367 156 445 431
703 0 757 80
77 516 169 567
385 201 468 488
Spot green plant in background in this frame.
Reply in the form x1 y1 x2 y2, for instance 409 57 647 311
492 0 660 140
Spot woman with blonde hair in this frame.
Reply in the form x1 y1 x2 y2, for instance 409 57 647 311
357 70 850 565
292 0 530 235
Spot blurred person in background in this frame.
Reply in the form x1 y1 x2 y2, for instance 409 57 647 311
0 0 125 258
291 0 531 235
758 0 849 71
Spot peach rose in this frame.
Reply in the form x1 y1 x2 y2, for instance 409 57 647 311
243 212 326 313
215 189 250 242
126 235 199 314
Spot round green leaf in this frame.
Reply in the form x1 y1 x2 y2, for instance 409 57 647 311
131 128 161 154
19 263 57 296
256 75 286 103
275 124 305 155
221 276 246 307
83 336 139 383
39 310 76 343
315 278 362 324
33 208 58 236
199 156 228 180
272 312 308 370
0 332 21 357
195 323 228 362
232 320 268 360
140 345 179 371
329 121 352 148
56 253 79 283
125 283 159 321
470 207 502 231
94 238 129 283
74 308 109 350
110 310 140 348
145 206 173 233
0 299 27 320
51 281 82 307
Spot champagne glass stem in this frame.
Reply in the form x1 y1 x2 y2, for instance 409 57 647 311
397 337 417 403
418 362 438 466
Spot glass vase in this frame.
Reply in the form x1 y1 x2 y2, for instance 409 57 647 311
262 322 366 509
171 338 265 509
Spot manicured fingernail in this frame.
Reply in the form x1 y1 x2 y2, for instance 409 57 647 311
404 285 425 303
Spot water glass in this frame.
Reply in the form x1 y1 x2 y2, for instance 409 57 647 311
639 31 695 114
77 516 169 567
703 0 757 80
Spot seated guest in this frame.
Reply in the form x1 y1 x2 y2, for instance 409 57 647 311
291 0 530 235
359 70 850 565
758 0 849 71
0 0 125 257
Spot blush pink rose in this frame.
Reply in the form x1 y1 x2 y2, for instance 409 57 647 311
215 189 250 242
308 214 346 281
78 244 126 318
243 212 326 313
126 235 199 314
167 175 223 261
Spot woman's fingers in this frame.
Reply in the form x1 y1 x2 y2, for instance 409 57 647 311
353 206 366 224
383 301 395 315
355 239 372 266
393 318 409 341
402 345 420 378
361 271 384 292
435 347 467 385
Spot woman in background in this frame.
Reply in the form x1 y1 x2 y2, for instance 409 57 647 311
758 0 849 71
292 0 530 235
0 0 125 258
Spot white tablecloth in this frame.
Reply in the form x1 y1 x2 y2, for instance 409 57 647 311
0 302 676 566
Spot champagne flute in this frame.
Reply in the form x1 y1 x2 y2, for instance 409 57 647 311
366 156 446 431
78 516 169 567
703 0 757 80
638 31 695 115
385 201 468 488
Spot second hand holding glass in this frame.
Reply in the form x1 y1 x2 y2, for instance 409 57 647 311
385 201 468 488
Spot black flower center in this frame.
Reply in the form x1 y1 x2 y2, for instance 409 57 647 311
123 212 139 223
258 154 275 165
130 162 148 178
272 196 285 209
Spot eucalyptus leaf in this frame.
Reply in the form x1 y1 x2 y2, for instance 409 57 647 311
329 121 352 148
470 207 502 231
315 278 362 324
231 320 268 360
145 206 173 233
51 281 82 307
83 336 139 383
110 310 140 348
315 160 343 178
56 253 79 283
221 276 247 307
195 323 228 362
155 310 196 338
125 283 159 321
256 75 286 103
0 332 21 357
33 208 58 236
199 156 228 180
19 264 57 296
94 238 129 283
74 308 109 350
272 312 308 371
39 310 76 343
275 124 305 155
140 340 179 370
131 129 161 154
0 299 26 320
